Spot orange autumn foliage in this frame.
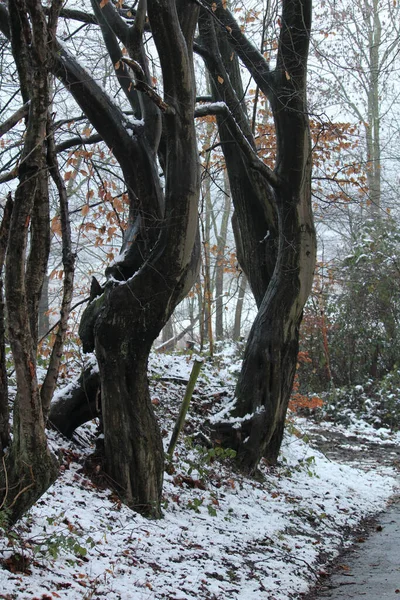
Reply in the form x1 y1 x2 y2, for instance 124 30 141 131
289 351 323 413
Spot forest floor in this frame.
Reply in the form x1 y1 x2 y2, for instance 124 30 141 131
0 346 399 600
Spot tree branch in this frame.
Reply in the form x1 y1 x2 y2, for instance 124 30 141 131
0 102 29 138
199 0 273 98
195 102 279 187
55 133 103 153
121 57 175 114
90 0 140 116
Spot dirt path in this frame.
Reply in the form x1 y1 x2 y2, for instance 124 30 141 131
302 421 400 599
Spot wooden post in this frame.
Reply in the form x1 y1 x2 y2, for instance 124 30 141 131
167 358 204 456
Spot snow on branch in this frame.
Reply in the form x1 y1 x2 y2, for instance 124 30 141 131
195 102 279 188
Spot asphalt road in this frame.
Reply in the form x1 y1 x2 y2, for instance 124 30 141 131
315 500 400 599
302 422 400 600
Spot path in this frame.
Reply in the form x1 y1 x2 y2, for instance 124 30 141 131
312 501 400 598
304 422 400 471
302 421 400 600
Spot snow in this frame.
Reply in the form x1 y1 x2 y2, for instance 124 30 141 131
1 351 398 599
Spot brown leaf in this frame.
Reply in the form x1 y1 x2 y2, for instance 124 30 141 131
51 215 62 236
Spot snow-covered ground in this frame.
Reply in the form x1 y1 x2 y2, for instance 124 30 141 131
0 348 398 600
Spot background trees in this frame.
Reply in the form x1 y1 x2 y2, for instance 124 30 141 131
3 0 398 523
299 217 400 392
311 0 400 216
290 0 400 407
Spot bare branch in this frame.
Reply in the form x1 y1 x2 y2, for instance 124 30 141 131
57 8 98 25
121 57 175 114
0 102 29 138
195 102 279 188
55 133 103 153
198 0 272 97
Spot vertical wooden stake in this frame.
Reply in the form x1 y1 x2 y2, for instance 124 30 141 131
167 358 204 457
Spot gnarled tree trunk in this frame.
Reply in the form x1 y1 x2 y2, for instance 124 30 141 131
56 0 201 516
199 0 316 472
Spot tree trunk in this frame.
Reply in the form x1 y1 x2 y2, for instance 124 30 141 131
93 283 167 517
214 174 231 341
0 0 59 523
96 343 163 517
200 0 316 471
200 177 213 352
365 0 381 216
233 188 315 469
0 280 9 456
0 194 13 455
233 273 247 340
160 317 174 351
74 0 201 517
49 366 101 438
40 125 76 418
3 148 58 521
38 274 50 338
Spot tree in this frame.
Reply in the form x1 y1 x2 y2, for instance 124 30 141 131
329 217 400 385
197 0 316 470
0 0 61 523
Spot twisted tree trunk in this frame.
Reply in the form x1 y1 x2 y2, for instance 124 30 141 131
199 0 316 471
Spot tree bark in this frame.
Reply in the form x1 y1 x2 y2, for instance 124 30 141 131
233 272 247 341
38 274 50 339
40 121 76 417
214 174 231 341
49 366 100 439
76 0 201 516
161 317 175 351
